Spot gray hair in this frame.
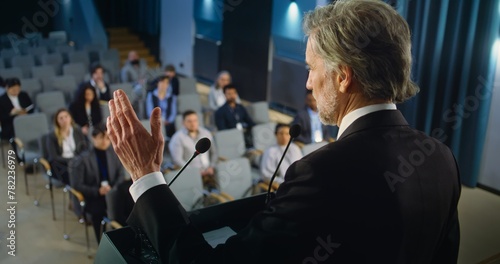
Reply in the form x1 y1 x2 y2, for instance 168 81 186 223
303 0 419 103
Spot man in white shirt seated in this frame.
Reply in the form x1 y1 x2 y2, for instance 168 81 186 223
260 123 303 185
168 110 218 189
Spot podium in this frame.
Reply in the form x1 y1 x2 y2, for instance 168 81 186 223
95 193 267 263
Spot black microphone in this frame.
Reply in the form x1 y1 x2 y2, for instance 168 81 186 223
167 137 211 186
266 124 301 204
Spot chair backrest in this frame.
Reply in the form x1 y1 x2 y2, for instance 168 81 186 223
13 113 49 152
1 48 18 67
31 65 56 90
48 31 67 44
36 91 67 121
216 158 253 199
0 67 24 79
62 62 86 84
11 55 35 78
37 38 59 52
100 59 119 83
99 49 120 67
164 167 204 210
49 75 77 102
41 53 63 74
68 51 90 70
177 76 197 95
177 93 202 113
301 141 329 156
246 101 270 124
19 78 42 99
174 112 204 131
252 122 277 152
28 46 48 65
214 128 246 159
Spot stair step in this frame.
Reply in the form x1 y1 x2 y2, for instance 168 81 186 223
106 27 159 68
107 27 130 34
110 42 146 50
109 35 141 43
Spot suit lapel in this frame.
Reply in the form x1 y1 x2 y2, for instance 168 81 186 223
337 110 409 141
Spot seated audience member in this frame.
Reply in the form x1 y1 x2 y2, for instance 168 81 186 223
215 84 255 147
164 64 179 96
292 90 333 145
69 84 103 136
0 78 34 140
46 108 88 184
69 123 125 243
120 50 148 85
146 75 177 138
76 63 112 101
169 110 218 189
208 71 240 110
260 123 303 185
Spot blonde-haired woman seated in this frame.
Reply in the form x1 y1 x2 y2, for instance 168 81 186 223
46 108 88 184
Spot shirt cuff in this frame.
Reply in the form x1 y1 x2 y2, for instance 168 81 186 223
129 172 166 202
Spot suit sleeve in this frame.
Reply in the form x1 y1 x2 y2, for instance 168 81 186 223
214 108 226 130
127 159 326 263
70 156 100 199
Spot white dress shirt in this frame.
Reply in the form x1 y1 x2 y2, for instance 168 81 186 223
337 103 397 139
61 127 76 159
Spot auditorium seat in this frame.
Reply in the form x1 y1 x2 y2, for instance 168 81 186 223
31 65 57 90
0 67 24 79
11 54 36 78
63 62 86 84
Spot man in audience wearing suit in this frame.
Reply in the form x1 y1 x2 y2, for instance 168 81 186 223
107 0 461 262
292 90 334 145
214 84 255 147
76 63 112 101
69 123 124 243
0 78 34 141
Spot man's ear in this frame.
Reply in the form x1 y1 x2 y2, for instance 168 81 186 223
336 65 353 93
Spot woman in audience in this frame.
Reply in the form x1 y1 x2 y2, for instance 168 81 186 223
146 75 177 138
46 108 88 184
69 84 102 136
0 77 34 141
208 71 240 110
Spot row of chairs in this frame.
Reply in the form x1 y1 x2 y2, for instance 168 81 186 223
0 50 121 82
8 112 125 257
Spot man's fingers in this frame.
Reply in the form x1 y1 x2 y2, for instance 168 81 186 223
108 99 123 136
107 117 118 149
114 89 139 127
150 107 164 143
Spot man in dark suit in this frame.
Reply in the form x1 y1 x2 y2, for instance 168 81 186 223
215 84 255 147
75 63 112 101
292 90 333 145
0 78 34 140
69 123 124 243
107 0 461 263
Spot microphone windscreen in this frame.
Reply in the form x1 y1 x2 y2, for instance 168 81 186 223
289 124 301 138
195 137 211 154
